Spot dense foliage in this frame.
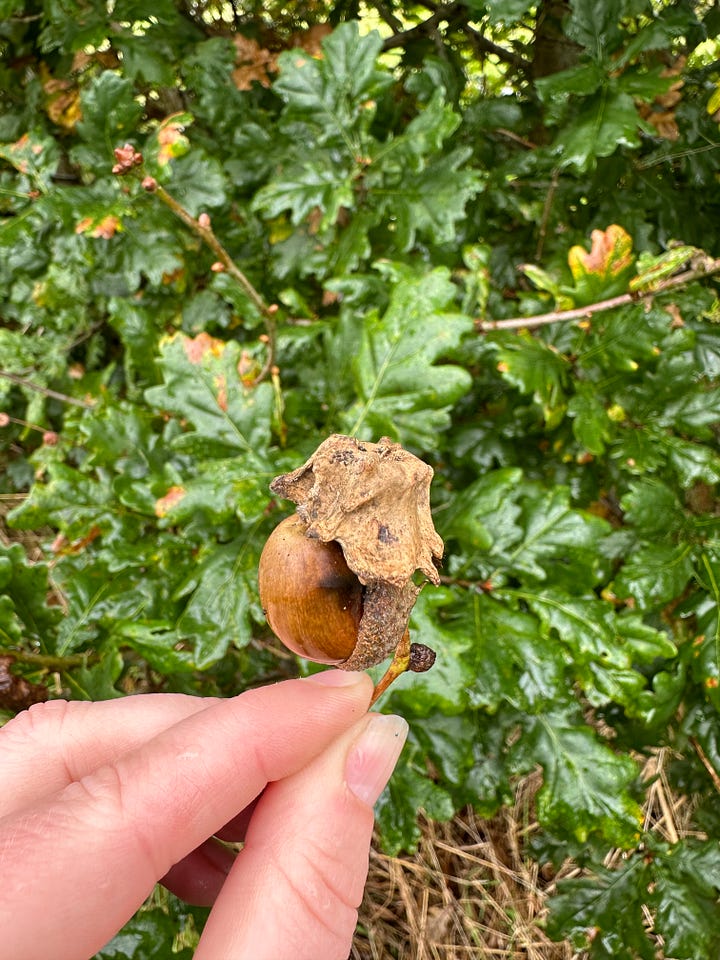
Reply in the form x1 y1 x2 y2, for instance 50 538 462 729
2 1 720 956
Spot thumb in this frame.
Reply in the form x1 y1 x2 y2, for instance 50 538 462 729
195 712 408 960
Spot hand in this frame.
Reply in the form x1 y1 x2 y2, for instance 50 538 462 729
0 671 408 960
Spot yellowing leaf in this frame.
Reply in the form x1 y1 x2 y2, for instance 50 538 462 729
568 224 633 281
181 332 226 363
75 214 122 239
156 114 191 164
708 83 720 116
154 485 187 517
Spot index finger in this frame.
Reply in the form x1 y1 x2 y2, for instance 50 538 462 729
0 694 216 817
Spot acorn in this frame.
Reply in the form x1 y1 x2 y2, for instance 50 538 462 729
258 514 363 665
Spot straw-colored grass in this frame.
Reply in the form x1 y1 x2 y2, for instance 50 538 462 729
354 772 576 960
353 747 705 960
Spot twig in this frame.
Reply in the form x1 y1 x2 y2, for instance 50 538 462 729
382 2 463 51
0 648 98 671
112 145 277 386
0 371 94 408
477 256 720 332
150 183 277 385
438 574 494 592
494 128 537 150
153 187 266 318
368 0 404 33
690 737 720 795
462 23 531 74
535 166 560 262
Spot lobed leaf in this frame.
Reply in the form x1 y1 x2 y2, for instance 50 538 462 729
339 266 473 446
512 710 643 845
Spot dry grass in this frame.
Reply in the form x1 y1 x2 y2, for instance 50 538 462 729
353 748 706 960
353 774 578 960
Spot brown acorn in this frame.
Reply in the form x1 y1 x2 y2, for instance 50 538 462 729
258 514 363 664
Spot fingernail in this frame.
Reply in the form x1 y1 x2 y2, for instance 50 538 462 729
305 669 367 687
345 713 409 806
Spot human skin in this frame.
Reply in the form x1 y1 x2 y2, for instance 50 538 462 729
0 670 408 960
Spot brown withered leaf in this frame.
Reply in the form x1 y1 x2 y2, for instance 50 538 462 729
269 434 443 669
636 59 684 141
0 656 48 712
289 23 332 56
232 35 278 90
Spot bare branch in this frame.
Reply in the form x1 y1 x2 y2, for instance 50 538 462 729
382 2 464 51
150 183 277 385
477 257 720 333
0 371 94 408
462 23 531 74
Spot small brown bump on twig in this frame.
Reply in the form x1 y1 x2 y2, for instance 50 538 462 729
409 642 436 673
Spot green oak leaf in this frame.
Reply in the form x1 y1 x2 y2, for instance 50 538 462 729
63 644 124 700
651 840 720 958
0 543 62 650
388 147 482 252
374 738 455 854
8 462 115 538
95 902 197 959
145 333 274 458
484 0 535 24
339 265 473 447
469 592 568 712
273 22 392 143
73 72 143 170
620 479 685 535
512 710 643 845
525 590 676 711
546 856 654 959
174 538 260 667
386 588 478 715
439 467 524 562
613 541 695 610
507 484 611 587
567 387 612 455
160 150 227 217
253 163 353 229
554 90 645 172
492 331 569 428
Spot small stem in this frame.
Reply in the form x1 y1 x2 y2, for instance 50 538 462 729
691 737 720 795
0 371 94 408
370 629 412 706
477 256 720 332
151 184 277 383
535 166 560 262
439 573 494 592
0 413 49 434
0 648 98 671
382 2 462 51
